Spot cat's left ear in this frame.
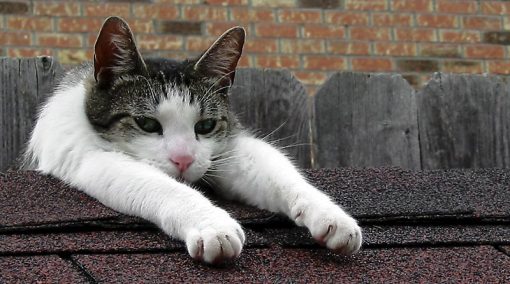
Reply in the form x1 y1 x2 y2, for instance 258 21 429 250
194 26 245 86
94 17 147 87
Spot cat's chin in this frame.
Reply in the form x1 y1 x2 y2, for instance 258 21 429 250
169 171 203 184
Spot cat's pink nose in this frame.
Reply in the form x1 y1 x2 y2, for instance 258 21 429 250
170 155 194 172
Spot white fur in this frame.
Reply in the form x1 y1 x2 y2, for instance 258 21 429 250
213 135 362 254
27 74 361 264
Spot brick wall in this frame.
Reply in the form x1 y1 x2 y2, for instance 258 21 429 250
1 0 510 93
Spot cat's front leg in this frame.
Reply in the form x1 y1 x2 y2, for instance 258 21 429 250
213 134 362 254
66 151 244 264
288 185 361 254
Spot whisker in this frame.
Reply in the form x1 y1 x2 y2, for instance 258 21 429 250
204 172 223 179
201 176 214 188
279 143 312 150
260 120 289 141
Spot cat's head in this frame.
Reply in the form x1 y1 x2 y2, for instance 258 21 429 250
85 16 245 183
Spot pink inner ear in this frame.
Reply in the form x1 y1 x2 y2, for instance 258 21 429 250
195 27 246 84
93 17 145 84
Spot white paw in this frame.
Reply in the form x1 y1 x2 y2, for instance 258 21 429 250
185 218 245 264
291 197 362 255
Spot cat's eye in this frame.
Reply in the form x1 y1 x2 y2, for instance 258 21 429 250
134 117 162 134
194 119 217 135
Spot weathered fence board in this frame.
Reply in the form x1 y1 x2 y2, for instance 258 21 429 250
3 56 510 171
0 57 63 171
418 73 510 169
231 69 311 168
314 72 420 169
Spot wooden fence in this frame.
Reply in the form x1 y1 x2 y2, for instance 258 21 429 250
2 56 510 171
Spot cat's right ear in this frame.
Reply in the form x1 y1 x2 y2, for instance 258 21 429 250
94 17 147 87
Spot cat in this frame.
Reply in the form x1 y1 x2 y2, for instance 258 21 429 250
24 17 362 264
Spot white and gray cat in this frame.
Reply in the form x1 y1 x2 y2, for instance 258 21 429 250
25 17 361 264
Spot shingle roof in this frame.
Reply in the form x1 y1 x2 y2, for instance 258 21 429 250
1 169 509 283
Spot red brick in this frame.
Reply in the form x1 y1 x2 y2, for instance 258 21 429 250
350 27 391 41
292 71 328 85
133 4 180 20
488 61 510 74
126 19 155 34
280 39 324 54
57 49 94 65
437 0 479 14
391 0 433 12
481 2 510 15
345 0 388 11
463 16 502 30
251 0 294 7
297 0 341 9
374 42 417 56
255 23 298 38
186 37 215 52
154 51 195 62
397 59 439 72
352 58 393 72
58 18 103 33
34 2 80 16
206 22 248 37
7 17 53 32
38 34 83 48
86 34 96 47
0 31 31 45
465 45 505 59
395 28 437 42
244 38 279 53
372 13 413 26
161 21 202 35
204 0 248 5
83 3 131 18
440 30 480 43
157 0 202 3
302 25 345 39
7 48 53 58
0 1 28 14
324 11 369 25
137 35 184 51
237 54 251 67
278 9 322 23
230 8 275 21
327 41 371 55
255 55 301 68
303 55 345 70
183 6 229 21
417 14 459 28
420 43 461 58
442 60 483 73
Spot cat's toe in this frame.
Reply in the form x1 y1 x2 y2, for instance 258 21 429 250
310 209 362 255
326 220 362 255
186 225 245 264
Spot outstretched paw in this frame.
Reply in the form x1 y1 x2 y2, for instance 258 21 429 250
185 220 245 264
291 198 362 255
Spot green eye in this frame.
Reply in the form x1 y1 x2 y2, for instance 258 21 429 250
134 116 162 134
194 119 217 135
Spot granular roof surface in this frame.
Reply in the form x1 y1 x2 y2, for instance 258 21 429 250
1 168 509 283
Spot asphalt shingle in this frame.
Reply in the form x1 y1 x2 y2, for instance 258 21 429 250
73 246 510 283
0 255 87 283
1 169 509 282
